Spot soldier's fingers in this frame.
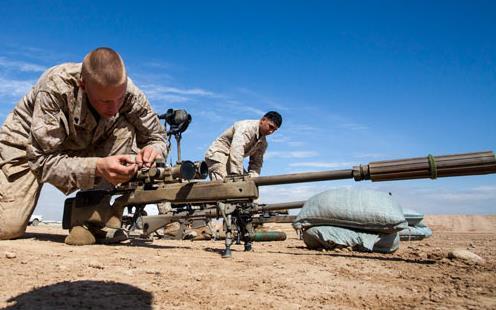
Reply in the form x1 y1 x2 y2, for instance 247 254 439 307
131 163 139 174
142 147 154 165
119 163 138 176
135 152 144 167
115 154 135 165
146 148 162 166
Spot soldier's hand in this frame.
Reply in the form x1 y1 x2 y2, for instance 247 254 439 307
136 146 161 168
96 155 138 185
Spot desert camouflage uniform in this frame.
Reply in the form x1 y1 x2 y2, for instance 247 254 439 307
0 63 167 239
204 119 267 180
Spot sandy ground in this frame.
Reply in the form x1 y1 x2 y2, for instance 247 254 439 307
1 215 495 309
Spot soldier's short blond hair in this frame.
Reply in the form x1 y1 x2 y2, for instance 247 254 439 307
81 47 127 86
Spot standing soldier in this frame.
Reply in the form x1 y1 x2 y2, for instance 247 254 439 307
204 111 282 180
0 47 168 245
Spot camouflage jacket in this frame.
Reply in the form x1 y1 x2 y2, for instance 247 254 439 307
0 63 167 194
205 119 267 176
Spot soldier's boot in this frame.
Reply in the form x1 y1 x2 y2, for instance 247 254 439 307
63 195 127 245
90 203 128 244
65 225 128 245
65 225 96 245
182 229 198 240
88 226 128 244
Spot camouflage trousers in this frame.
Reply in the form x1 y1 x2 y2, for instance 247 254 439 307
0 117 137 240
205 156 231 181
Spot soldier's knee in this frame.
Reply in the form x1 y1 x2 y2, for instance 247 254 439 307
0 223 27 240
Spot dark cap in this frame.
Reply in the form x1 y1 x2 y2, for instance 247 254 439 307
263 111 282 128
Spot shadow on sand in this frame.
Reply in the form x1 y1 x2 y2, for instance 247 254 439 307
21 232 192 250
5 280 153 309
23 232 66 243
268 247 437 264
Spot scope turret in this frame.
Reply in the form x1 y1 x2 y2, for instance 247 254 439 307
135 160 209 183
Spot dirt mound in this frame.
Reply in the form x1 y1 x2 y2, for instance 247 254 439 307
1 215 495 309
424 215 496 232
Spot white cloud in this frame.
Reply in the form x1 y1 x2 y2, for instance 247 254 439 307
268 134 305 147
153 94 190 103
160 86 216 97
142 83 267 119
142 61 172 70
234 87 285 110
352 153 387 159
265 151 319 159
286 124 318 132
1 44 67 64
259 184 332 204
0 56 46 72
195 109 227 123
141 84 264 118
289 161 356 168
268 135 289 143
338 122 369 131
134 71 279 119
141 84 217 103
0 77 34 99
368 183 496 214
422 185 496 203
288 141 305 147
225 99 265 116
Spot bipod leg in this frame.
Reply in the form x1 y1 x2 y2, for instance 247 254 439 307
222 214 233 258
243 221 254 252
129 205 145 231
235 225 242 245
244 241 252 252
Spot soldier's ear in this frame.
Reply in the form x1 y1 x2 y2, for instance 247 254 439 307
79 79 86 91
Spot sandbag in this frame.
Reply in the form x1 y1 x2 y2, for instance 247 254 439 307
302 226 400 253
373 232 400 253
402 208 424 226
399 220 432 241
293 188 408 233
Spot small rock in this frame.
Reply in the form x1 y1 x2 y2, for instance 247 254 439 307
448 248 485 265
88 262 105 270
5 252 16 259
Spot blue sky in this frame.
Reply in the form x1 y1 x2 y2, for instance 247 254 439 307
0 1 495 220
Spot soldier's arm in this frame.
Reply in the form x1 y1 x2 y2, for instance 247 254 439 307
27 92 138 193
122 85 168 165
247 143 267 177
228 124 252 175
27 92 100 194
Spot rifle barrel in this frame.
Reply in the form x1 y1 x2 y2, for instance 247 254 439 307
253 151 496 186
254 170 353 186
262 201 305 212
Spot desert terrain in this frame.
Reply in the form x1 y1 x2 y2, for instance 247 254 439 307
1 215 495 309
